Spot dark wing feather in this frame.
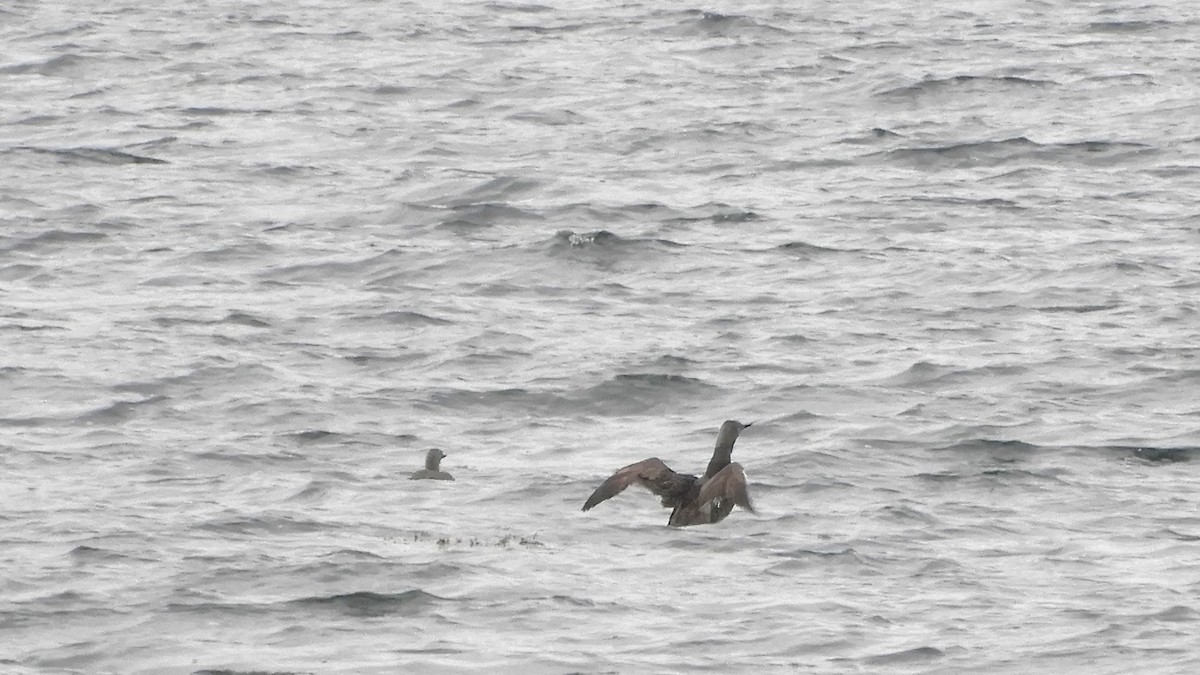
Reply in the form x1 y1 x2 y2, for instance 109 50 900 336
582 458 682 511
694 462 754 513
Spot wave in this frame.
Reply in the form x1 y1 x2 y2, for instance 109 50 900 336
775 240 858 257
634 354 699 372
196 514 330 536
436 202 545 230
577 373 719 414
192 670 312 675
926 439 1200 464
766 547 880 576
179 106 273 116
67 545 148 563
2 228 106 254
408 175 541 209
540 230 685 271
546 229 682 256
878 137 1155 169
165 587 451 622
928 438 1042 454
365 310 453 327
877 74 1055 98
149 311 272 329
420 387 565 415
978 467 1070 484
72 396 170 425
14 145 167 165
1116 445 1199 463
263 247 414 286
283 479 336 502
316 548 387 562
549 229 624 250
108 363 283 407
914 467 1070 488
421 372 719 416
485 2 554 13
1086 20 1172 34
286 589 446 617
662 202 761 224
206 311 272 328
837 127 905 146
506 108 586 126
657 9 791 39
280 430 344 445
878 361 960 387
1032 302 1121 314
863 646 945 666
370 83 413 96
897 194 1021 209
0 53 85 76
875 503 941 525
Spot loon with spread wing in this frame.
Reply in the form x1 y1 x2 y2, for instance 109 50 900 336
582 420 755 527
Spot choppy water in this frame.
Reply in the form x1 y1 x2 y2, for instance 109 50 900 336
3 0 1200 672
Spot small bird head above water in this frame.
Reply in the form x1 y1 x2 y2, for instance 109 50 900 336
425 448 446 469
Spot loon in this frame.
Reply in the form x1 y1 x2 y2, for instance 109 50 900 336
582 420 754 527
409 448 454 481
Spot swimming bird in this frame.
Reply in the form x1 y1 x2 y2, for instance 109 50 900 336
409 448 454 481
582 420 755 527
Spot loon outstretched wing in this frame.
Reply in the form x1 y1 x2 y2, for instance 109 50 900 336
582 458 694 511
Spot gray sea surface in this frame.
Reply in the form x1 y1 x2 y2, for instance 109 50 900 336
3 0 1200 673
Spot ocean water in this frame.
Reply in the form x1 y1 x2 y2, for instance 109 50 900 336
2 0 1199 672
